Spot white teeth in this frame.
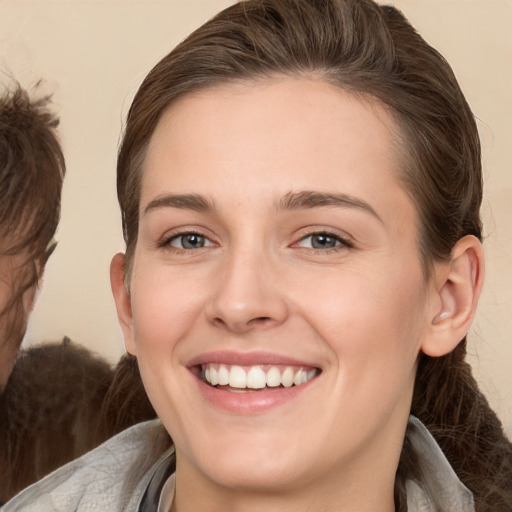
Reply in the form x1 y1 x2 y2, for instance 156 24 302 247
247 366 267 389
281 367 294 388
229 365 247 388
266 366 281 387
209 367 218 386
203 364 319 389
218 365 229 385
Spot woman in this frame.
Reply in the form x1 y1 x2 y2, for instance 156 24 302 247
4 0 511 510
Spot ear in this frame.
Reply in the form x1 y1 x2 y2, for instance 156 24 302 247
421 235 484 357
110 253 137 356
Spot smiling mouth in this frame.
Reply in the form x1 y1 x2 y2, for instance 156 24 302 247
196 363 320 392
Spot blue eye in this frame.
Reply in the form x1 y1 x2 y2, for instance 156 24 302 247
169 233 212 249
297 233 350 250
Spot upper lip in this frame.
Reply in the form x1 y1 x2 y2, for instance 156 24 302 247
187 350 320 369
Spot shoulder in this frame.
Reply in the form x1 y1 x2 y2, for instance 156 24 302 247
1 420 172 512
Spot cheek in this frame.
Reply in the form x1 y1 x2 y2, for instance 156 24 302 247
21 285 37 315
129 263 207 353
296 263 427 379
0 350 16 391
0 304 27 391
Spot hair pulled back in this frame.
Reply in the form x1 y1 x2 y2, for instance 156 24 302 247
116 1 512 509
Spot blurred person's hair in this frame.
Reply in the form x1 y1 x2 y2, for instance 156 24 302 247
0 339 156 503
0 82 65 354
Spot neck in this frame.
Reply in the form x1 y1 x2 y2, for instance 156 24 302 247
172 485 395 512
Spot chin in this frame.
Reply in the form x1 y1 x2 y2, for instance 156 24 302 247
199 454 309 493
176 425 314 492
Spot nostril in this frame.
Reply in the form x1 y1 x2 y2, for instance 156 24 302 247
213 317 227 328
212 316 272 330
249 316 272 325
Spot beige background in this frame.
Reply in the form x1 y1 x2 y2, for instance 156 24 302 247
1 0 510 436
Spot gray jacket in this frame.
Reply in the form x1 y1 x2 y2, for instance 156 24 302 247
1 416 474 511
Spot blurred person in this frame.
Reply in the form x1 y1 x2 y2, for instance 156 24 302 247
0 83 65 391
0 84 156 505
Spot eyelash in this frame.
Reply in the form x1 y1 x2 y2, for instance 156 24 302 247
158 229 353 254
159 231 215 252
294 231 354 252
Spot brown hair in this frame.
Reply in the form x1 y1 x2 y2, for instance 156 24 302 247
0 341 156 504
0 83 65 356
95 353 156 442
0 338 112 502
116 0 512 509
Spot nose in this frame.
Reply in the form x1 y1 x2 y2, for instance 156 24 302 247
206 247 289 334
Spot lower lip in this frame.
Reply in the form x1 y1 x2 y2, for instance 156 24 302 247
195 376 317 414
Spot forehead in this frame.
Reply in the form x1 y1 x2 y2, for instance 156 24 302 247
140 78 412 223
147 78 400 158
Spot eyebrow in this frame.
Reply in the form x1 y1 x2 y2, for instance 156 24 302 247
143 190 382 222
143 193 215 215
277 191 382 222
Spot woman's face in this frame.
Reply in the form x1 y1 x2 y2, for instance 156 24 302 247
116 79 441 500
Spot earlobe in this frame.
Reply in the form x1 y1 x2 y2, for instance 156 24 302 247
110 253 137 356
422 235 484 357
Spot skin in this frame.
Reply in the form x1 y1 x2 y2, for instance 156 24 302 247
0 251 37 391
111 78 484 511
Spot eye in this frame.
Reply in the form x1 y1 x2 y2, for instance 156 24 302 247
167 232 214 250
296 232 351 250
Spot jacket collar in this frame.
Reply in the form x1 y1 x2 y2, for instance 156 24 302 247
405 416 475 511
